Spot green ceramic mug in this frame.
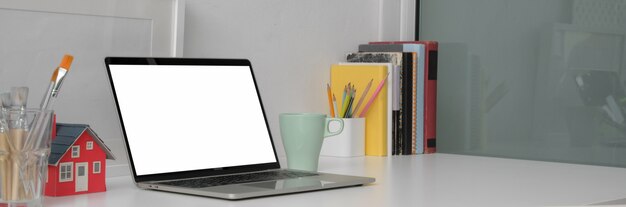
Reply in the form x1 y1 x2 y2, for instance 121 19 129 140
279 113 343 171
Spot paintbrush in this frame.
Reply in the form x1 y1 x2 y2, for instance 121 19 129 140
9 87 28 151
40 54 73 111
9 87 29 200
10 87 29 128
0 92 9 200
0 131 7 200
28 54 73 155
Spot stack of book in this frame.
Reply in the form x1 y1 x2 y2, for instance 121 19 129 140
329 41 438 156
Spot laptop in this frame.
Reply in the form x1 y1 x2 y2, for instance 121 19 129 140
104 57 375 200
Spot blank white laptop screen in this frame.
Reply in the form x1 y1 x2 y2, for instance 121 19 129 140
108 64 277 176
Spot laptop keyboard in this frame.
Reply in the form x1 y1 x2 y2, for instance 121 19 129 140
158 170 319 188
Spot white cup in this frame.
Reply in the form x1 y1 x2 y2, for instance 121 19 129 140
320 118 365 157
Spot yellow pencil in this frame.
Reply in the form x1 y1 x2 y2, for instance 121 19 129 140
340 85 350 118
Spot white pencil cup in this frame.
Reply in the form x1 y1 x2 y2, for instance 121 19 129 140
320 118 365 157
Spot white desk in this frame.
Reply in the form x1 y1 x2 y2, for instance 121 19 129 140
44 154 626 207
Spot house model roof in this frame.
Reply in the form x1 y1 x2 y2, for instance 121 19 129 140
49 123 116 166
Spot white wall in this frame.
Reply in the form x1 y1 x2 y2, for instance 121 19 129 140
183 0 411 158
0 0 413 177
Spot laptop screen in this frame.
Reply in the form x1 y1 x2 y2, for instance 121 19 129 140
106 58 278 177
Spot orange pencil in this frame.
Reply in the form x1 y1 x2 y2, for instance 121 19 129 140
326 83 335 117
351 79 373 117
332 94 338 119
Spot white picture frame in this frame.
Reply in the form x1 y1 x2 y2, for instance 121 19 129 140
0 0 185 177
0 0 185 56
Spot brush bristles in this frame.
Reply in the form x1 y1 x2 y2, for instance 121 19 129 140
10 87 28 107
59 54 73 70
0 93 11 108
50 54 73 81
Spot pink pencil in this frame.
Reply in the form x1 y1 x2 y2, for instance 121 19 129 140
358 73 389 118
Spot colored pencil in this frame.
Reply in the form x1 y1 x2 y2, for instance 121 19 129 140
351 79 373 118
341 84 347 105
358 73 389 118
327 83 335 117
345 89 356 118
340 85 351 118
332 94 338 119
340 85 347 117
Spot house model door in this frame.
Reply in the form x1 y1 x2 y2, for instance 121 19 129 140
75 162 89 192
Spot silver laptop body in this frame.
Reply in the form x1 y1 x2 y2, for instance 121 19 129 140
104 57 374 200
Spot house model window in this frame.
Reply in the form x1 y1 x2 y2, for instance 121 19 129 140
94 161 101 174
59 162 74 182
87 141 94 150
71 146 80 158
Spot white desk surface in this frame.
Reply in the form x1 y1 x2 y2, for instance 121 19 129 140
45 154 626 207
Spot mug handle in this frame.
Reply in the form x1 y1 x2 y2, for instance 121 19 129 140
323 118 344 138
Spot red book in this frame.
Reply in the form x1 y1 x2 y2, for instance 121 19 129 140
370 41 438 154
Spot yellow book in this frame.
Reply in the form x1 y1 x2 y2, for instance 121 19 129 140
331 64 388 156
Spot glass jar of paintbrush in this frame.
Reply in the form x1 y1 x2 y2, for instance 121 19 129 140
1 55 72 207
1 88 54 207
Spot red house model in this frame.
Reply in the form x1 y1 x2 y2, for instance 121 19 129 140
45 123 116 196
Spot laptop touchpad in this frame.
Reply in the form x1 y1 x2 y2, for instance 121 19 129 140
204 184 272 194
244 177 329 190
202 178 332 194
